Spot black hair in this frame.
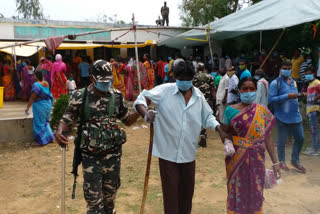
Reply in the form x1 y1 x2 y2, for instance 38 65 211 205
46 55 53 61
26 59 31 65
175 52 182 59
255 69 265 78
238 77 257 90
239 59 247 64
144 53 150 60
306 66 317 73
174 61 196 78
281 60 292 67
34 70 43 81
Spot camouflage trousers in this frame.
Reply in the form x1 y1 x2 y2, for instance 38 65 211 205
81 147 122 214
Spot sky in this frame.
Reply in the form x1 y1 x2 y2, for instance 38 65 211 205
1 0 183 26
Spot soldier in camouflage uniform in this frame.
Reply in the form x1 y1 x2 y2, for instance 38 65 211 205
55 60 140 214
193 62 216 147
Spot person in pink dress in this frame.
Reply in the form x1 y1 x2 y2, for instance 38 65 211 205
51 54 67 100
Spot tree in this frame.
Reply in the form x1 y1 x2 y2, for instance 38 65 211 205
92 13 127 25
179 0 262 27
16 0 44 19
0 13 4 18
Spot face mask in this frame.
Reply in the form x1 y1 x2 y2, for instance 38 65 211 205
95 82 112 92
281 69 292 78
22 62 26 66
239 65 246 70
210 72 217 78
176 80 193 91
305 74 314 81
254 76 261 80
240 92 256 104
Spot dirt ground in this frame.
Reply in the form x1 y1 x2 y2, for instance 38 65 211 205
0 125 320 214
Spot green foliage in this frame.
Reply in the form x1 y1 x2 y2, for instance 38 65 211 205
94 13 127 24
0 13 4 18
50 94 70 130
179 0 263 27
16 0 44 19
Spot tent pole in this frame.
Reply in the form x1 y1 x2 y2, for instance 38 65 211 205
13 46 17 70
259 31 262 53
207 28 214 70
0 26 209 50
260 28 286 69
133 14 142 93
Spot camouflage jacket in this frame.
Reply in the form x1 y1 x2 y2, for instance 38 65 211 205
193 72 215 102
61 85 129 151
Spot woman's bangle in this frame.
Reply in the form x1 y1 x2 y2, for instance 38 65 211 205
272 162 280 166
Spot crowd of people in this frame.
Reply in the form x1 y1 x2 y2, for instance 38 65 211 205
1 46 320 213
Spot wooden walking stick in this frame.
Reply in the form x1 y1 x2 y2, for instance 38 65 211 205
61 132 68 214
61 143 66 214
139 123 154 214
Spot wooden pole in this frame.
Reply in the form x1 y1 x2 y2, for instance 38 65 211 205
61 145 66 214
0 26 210 50
133 14 142 93
139 123 154 214
260 28 286 69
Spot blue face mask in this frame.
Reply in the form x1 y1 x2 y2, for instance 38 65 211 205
281 69 292 78
176 80 193 91
254 76 261 80
305 74 314 81
210 72 217 78
240 92 256 104
95 82 112 92
22 62 26 66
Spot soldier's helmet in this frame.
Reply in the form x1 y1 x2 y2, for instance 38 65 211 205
92 60 114 83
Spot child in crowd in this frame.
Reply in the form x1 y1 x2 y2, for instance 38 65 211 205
66 76 77 95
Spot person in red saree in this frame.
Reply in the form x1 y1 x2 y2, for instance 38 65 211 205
155 57 166 86
51 54 67 100
126 58 148 101
222 77 281 214
39 56 53 87
2 63 16 101
143 54 155 90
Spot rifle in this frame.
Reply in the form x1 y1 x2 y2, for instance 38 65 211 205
71 88 88 199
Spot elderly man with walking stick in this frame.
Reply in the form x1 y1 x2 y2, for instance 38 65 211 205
55 60 139 214
134 61 229 214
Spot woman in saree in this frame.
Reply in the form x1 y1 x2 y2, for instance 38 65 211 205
25 70 54 146
51 54 67 100
110 58 126 98
2 63 16 101
39 56 53 87
223 77 281 214
128 58 148 100
21 60 35 101
143 54 155 90
125 60 134 101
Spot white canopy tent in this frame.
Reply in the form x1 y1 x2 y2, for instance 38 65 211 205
159 0 320 49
